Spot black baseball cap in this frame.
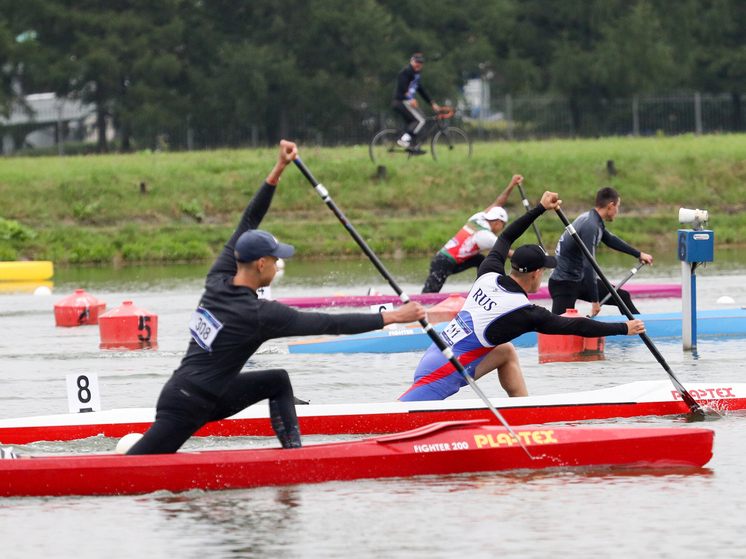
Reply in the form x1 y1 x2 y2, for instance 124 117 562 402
234 230 295 263
510 245 557 273
411 53 425 62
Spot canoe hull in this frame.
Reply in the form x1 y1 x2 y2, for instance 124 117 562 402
1 381 743 444
0 421 713 497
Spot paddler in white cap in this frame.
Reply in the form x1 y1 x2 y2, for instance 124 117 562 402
421 174 522 293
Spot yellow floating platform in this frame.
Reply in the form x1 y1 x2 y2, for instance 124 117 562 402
0 261 54 281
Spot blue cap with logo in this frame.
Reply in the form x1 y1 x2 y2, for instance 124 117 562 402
234 230 295 263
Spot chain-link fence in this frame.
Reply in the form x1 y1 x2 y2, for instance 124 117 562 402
167 92 746 149
6 92 745 154
466 92 745 141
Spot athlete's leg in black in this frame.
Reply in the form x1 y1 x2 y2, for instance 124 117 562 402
596 280 640 314
127 376 217 455
207 369 302 449
549 278 581 315
452 254 485 276
422 253 457 293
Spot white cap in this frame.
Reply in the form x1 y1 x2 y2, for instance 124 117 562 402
483 207 508 222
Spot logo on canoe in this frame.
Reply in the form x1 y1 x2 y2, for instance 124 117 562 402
474 430 558 448
388 329 415 337
672 388 735 400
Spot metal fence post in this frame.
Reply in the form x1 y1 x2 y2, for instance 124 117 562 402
694 92 703 135
186 115 194 151
506 93 513 140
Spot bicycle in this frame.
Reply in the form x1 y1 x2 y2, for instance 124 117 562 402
369 107 472 165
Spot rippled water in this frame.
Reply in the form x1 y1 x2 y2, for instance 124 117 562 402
2 254 746 558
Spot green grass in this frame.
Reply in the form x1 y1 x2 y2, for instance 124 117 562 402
2 134 745 264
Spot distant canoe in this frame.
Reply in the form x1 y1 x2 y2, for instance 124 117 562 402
276 283 681 309
288 307 746 354
0 261 54 281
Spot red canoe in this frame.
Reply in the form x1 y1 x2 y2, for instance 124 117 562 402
0 421 713 497
276 283 680 308
1 381 742 444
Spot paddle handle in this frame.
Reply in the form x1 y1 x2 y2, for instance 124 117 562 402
554 207 703 415
294 157 534 457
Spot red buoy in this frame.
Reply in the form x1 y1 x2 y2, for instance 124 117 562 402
99 301 158 350
427 293 466 324
537 308 604 363
54 289 105 327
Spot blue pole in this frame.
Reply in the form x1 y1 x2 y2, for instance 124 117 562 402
691 270 697 349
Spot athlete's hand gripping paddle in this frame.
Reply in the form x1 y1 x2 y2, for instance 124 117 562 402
554 206 704 416
293 156 535 459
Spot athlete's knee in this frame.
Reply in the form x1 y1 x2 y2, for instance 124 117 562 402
268 368 292 390
493 343 518 367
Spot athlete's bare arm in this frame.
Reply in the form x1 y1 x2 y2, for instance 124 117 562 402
486 174 522 211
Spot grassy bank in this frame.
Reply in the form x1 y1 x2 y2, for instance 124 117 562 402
2 134 746 264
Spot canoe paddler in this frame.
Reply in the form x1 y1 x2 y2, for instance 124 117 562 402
127 141 425 455
400 190 646 402
421 174 521 293
549 186 654 316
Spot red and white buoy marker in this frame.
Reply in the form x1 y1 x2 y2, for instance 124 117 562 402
99 301 158 350
54 289 107 327
537 308 604 364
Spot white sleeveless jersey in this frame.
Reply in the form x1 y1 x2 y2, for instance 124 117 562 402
441 272 530 350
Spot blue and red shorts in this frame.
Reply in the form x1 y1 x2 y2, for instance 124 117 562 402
399 344 492 401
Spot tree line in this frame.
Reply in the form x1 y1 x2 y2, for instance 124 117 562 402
0 0 744 151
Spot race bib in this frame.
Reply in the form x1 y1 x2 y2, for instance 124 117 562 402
441 315 472 347
189 307 224 351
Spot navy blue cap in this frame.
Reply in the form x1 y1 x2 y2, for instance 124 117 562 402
234 230 295 263
510 244 557 273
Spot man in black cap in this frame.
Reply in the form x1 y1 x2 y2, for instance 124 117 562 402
128 141 425 455
392 53 441 151
400 190 645 401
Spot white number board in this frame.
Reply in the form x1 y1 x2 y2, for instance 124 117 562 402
370 303 394 314
66 373 102 413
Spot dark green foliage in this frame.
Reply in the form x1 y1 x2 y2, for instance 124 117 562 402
2 0 744 144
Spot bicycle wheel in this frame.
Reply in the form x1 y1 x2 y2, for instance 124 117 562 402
431 127 472 163
370 129 407 164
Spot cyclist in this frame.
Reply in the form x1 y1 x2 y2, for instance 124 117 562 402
392 53 441 151
422 174 521 293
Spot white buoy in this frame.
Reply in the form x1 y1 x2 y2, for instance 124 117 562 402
33 286 52 296
716 296 735 305
115 432 144 455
